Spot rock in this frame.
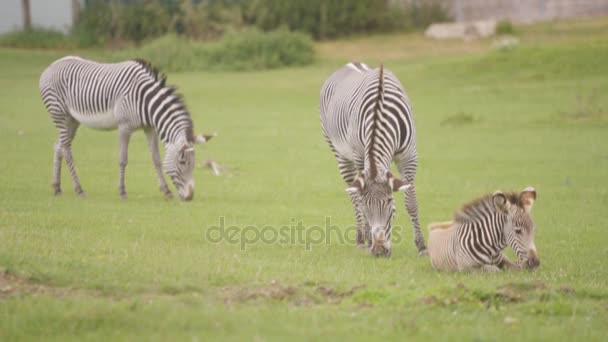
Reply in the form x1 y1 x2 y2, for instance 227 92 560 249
425 20 497 40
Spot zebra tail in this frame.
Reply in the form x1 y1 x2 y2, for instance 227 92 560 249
377 63 384 106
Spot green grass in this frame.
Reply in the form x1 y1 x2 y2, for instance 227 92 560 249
1 18 608 340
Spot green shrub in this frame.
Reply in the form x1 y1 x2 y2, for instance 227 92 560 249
110 29 314 72
0 29 77 49
204 29 314 70
496 20 515 35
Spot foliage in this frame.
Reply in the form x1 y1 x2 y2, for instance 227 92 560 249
203 29 314 70
0 29 77 49
173 0 245 40
496 20 515 35
111 29 314 71
7 0 451 49
75 0 172 45
244 0 450 39
245 0 397 39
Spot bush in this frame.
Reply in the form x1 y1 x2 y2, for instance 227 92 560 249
110 29 314 72
204 29 314 70
0 29 77 49
496 20 515 35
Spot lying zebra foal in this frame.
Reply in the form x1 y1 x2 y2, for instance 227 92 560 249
428 187 539 272
40 56 214 201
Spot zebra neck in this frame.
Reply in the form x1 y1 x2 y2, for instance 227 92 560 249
363 160 390 180
158 123 192 147
145 105 193 146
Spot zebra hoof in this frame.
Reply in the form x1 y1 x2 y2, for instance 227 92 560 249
120 194 128 200
356 243 367 249
163 191 173 199
53 189 62 196
418 249 429 257
76 191 86 198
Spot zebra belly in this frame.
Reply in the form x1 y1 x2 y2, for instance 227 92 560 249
69 109 118 130
428 227 457 271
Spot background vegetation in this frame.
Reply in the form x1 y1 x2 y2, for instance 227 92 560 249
0 18 607 340
1 0 450 71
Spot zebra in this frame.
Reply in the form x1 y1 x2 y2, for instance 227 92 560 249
427 187 540 272
320 62 427 257
39 56 214 201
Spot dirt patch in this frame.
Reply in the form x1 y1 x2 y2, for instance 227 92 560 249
0 271 99 299
419 281 585 308
221 281 365 306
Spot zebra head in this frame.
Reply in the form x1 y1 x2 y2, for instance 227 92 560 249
494 187 539 270
346 171 410 257
164 134 214 201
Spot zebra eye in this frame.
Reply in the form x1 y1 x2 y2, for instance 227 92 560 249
514 227 522 234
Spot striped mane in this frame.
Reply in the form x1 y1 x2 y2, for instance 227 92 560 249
366 64 384 179
132 58 166 85
132 59 194 143
453 192 519 223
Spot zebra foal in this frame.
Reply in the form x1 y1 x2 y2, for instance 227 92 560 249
428 187 540 272
320 62 427 257
39 56 214 201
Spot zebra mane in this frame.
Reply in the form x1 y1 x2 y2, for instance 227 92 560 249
132 59 194 143
367 64 384 179
453 192 519 223
132 58 167 86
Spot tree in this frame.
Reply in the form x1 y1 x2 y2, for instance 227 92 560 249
22 0 31 31
72 0 81 27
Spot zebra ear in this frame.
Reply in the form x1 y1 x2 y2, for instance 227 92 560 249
387 173 410 192
492 191 509 211
346 177 365 194
520 187 536 213
194 133 217 144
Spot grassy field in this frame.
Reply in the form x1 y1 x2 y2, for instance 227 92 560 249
1 19 607 340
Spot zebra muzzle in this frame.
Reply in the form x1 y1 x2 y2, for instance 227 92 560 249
526 254 540 270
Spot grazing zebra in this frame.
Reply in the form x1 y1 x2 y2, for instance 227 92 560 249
39 56 214 201
427 187 540 272
320 62 427 257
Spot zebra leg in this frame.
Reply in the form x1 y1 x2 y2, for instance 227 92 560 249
52 140 63 195
481 265 502 273
495 252 518 270
145 129 172 199
396 155 428 256
60 124 85 197
337 158 368 248
118 127 132 200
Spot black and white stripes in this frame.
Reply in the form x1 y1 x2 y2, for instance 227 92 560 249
320 62 427 256
39 56 212 200
428 188 540 272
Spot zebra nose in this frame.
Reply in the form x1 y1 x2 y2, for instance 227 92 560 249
181 185 194 201
526 252 540 270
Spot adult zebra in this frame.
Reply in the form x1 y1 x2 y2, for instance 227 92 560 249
39 56 214 201
320 62 427 257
